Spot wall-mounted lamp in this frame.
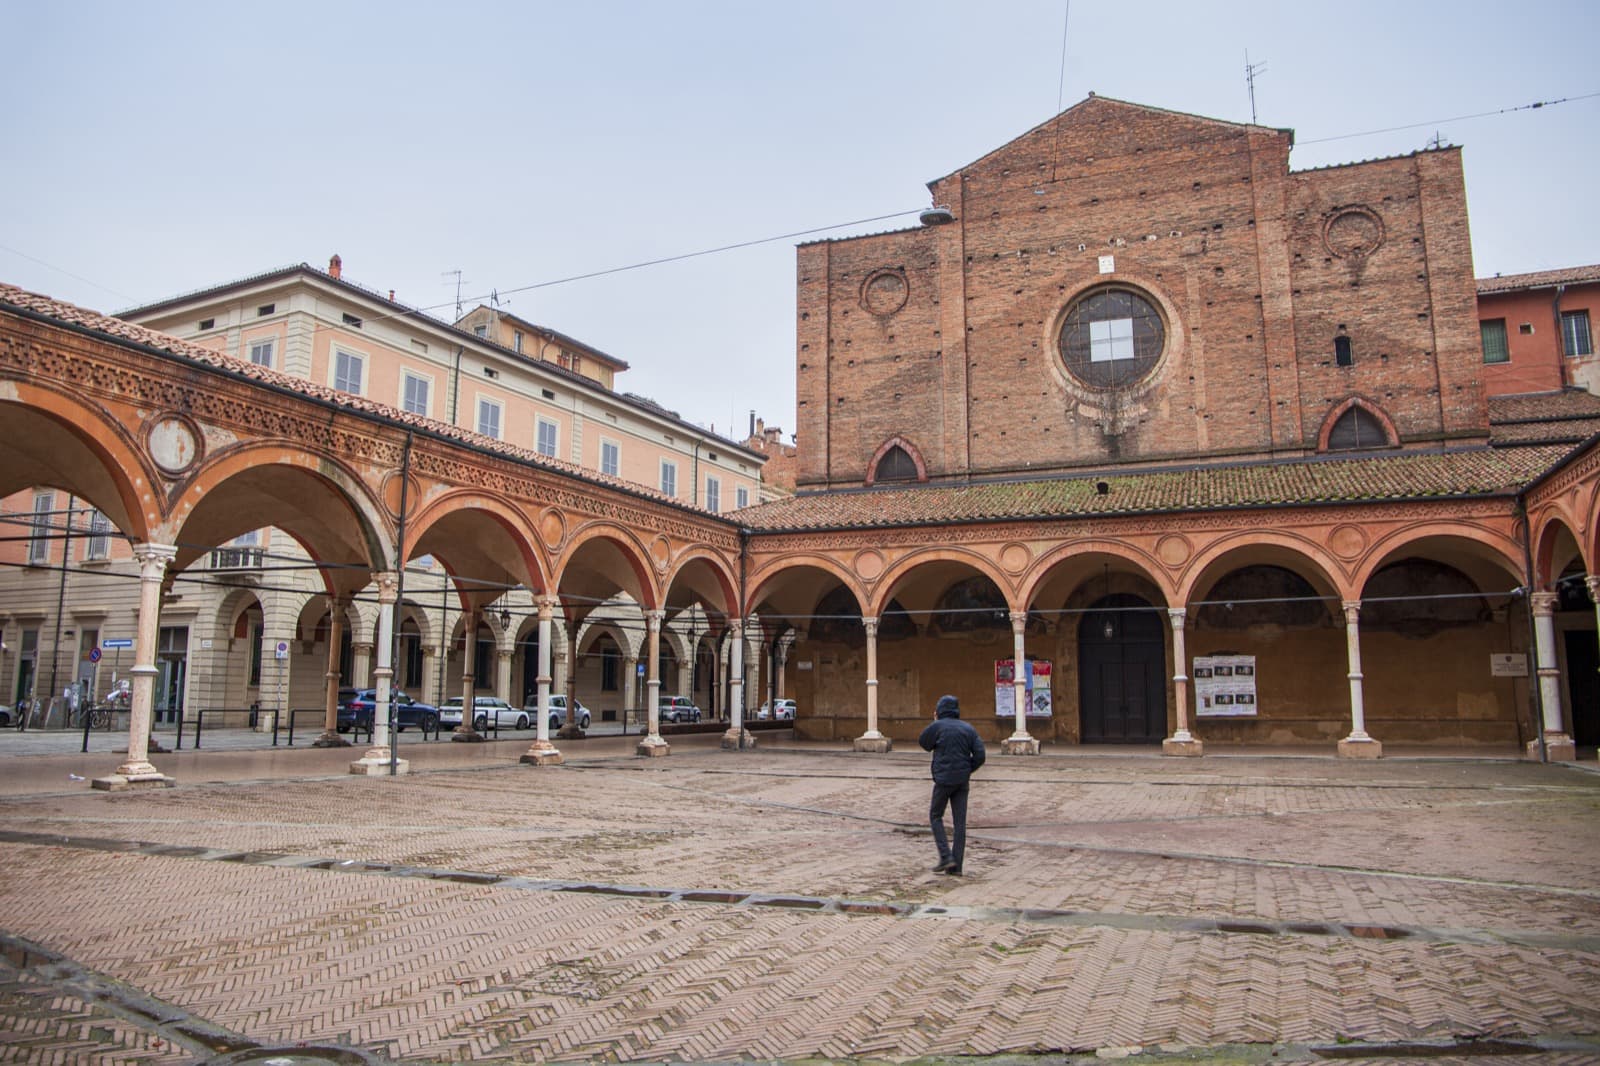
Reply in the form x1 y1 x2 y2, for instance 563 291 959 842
498 608 512 630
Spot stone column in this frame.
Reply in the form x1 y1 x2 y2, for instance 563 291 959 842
353 640 374 689
351 572 409 775
774 640 789 700
1530 591 1576 760
94 544 177 790
453 608 483 741
495 648 512 704
1337 600 1381 758
622 654 638 721
1162 608 1202 756
1003 610 1040 755
638 609 669 756
314 596 350 747
522 596 562 765
854 616 891 752
557 622 585 740
723 620 755 750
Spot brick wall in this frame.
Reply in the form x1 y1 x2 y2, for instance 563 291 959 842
796 97 1490 488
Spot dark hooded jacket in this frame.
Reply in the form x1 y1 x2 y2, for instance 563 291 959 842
918 695 987 786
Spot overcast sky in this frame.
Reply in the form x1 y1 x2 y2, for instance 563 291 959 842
4 1 1596 442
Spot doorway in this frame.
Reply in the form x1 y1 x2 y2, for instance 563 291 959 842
1078 594 1166 743
1566 630 1599 748
155 625 188 724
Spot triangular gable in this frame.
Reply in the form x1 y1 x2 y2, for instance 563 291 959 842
926 94 1292 196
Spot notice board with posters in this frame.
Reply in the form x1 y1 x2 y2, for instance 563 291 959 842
994 659 1054 718
1193 654 1258 717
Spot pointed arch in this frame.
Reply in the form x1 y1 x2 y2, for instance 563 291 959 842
865 436 928 486
1317 396 1399 452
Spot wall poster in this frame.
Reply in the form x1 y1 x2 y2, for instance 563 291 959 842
1193 654 1258 717
994 659 1054 718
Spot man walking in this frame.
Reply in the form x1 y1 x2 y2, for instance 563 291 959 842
918 694 986 876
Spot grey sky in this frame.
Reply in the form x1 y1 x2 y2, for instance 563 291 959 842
3 1 1596 441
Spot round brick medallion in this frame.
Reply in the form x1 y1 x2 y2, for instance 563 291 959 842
860 269 909 317
1323 206 1385 259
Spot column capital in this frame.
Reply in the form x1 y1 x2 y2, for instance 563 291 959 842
537 595 558 620
1167 607 1187 629
646 609 664 631
1009 610 1028 633
1342 599 1361 624
374 571 400 604
727 618 744 639
1531 591 1558 616
1586 575 1600 603
132 542 178 578
862 616 879 638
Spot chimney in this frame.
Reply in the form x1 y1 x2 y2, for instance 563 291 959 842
388 289 395 302
749 409 756 439
328 254 342 280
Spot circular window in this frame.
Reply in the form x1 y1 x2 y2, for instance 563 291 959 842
1057 286 1166 389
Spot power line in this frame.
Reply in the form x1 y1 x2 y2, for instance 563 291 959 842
1298 91 1600 146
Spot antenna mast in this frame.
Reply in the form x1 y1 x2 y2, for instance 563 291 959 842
443 269 463 321
1245 50 1268 124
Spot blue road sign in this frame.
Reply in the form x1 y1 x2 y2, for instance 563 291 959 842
102 638 134 649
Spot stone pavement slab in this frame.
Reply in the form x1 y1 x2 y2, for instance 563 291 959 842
0 746 1596 1064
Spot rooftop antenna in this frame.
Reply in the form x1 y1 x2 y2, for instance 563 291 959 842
1245 50 1267 124
443 269 463 321
1425 130 1450 149
490 288 502 309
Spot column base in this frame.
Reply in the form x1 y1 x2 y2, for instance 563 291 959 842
1002 735 1041 756
721 728 757 750
853 734 892 753
451 727 486 743
556 725 586 740
312 731 351 748
92 768 175 791
1337 735 1383 759
1528 733 1577 761
147 736 170 754
636 736 671 758
349 748 410 775
1162 736 1204 757
520 741 564 766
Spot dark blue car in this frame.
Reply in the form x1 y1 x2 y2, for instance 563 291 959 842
337 687 439 733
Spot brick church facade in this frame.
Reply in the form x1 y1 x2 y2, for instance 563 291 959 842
742 97 1600 758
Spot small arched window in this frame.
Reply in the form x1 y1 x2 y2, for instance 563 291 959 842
875 444 918 482
1334 335 1353 367
1327 406 1389 451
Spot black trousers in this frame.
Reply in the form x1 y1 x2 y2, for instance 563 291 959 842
929 780 970 868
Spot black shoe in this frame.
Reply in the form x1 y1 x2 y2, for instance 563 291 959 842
940 866 963 876
933 859 955 873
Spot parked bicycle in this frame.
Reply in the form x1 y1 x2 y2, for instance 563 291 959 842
74 704 113 731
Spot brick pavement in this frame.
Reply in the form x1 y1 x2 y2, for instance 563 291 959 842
0 746 1597 1064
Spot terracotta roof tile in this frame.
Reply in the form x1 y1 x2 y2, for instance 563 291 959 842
1488 388 1600 422
1476 264 1600 294
0 283 707 515
736 446 1571 531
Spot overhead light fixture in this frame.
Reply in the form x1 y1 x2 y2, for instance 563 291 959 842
499 608 512 630
919 205 955 226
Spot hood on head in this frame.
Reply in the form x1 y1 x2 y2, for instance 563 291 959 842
935 694 960 719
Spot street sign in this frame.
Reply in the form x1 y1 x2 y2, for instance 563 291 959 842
275 641 290 660
103 638 134 649
89 647 101 663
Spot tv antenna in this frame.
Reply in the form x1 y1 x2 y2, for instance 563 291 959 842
443 269 463 321
1245 50 1268 124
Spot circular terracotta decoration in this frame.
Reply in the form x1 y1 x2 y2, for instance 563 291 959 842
145 413 202 476
1328 523 1368 559
999 542 1031 574
538 507 567 551
650 535 672 573
860 268 909 317
379 471 420 519
853 548 885 581
1323 206 1385 259
1156 534 1192 567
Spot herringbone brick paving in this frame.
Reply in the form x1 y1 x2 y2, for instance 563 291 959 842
0 749 1596 1063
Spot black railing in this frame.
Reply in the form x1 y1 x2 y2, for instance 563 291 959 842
209 547 265 570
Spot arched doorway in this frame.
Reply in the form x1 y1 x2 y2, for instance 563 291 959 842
1078 593 1165 743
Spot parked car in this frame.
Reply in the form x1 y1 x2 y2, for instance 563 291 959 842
522 693 592 731
439 695 526 731
337 688 439 733
757 698 797 720
0 702 12 727
658 695 703 723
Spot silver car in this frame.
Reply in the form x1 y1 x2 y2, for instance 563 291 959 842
524 694 592 731
439 696 528 731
